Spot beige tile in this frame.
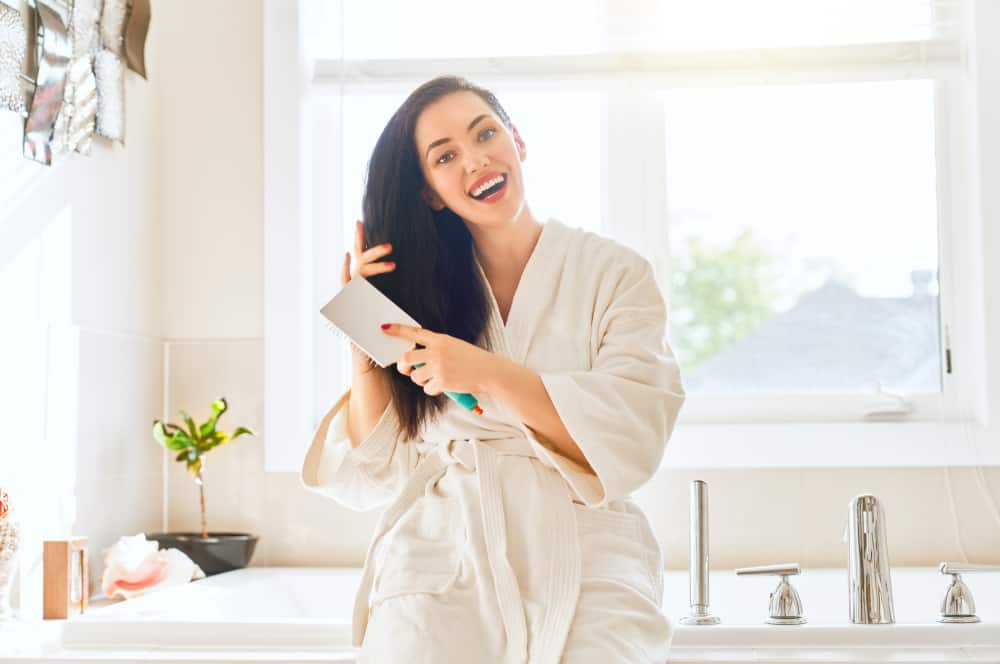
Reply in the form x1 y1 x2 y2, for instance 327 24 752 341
798 468 964 567
639 468 805 571
76 471 165 599
158 0 264 339
71 329 165 594
942 466 1000 564
165 339 264 534
77 329 164 476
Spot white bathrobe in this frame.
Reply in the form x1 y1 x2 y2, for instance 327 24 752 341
301 219 685 663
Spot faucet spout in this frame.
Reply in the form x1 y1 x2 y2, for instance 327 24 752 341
846 494 895 624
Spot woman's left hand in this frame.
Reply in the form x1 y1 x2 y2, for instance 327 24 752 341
381 324 501 396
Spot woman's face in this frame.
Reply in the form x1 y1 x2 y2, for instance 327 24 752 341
414 91 527 227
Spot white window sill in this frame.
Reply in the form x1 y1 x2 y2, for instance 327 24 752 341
663 420 996 469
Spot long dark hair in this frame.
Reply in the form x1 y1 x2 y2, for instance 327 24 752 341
361 76 513 440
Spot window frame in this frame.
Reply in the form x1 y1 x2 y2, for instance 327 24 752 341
264 0 999 471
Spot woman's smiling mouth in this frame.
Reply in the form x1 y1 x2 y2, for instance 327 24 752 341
468 173 508 203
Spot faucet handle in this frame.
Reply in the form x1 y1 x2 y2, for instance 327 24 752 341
736 563 801 577
735 563 806 625
940 562 1000 575
937 562 1000 623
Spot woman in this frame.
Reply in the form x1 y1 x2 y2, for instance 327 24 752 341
301 76 685 663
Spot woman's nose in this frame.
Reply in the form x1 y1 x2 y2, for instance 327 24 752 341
464 150 490 173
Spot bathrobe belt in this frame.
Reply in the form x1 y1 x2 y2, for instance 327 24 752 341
351 436 582 664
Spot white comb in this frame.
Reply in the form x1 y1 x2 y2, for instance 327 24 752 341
319 276 421 368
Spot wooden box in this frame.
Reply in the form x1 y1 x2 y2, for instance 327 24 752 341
43 537 89 619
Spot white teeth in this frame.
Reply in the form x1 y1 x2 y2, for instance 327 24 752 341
471 175 504 198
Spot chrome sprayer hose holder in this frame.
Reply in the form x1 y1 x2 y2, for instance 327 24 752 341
680 480 721 625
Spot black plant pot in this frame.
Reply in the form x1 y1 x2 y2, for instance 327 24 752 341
147 532 259 576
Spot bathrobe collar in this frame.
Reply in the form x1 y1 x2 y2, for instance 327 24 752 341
474 219 568 365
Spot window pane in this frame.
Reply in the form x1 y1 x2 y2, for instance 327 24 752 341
497 91 603 234
654 0 937 51
664 80 941 395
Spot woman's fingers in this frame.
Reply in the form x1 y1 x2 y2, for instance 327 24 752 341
409 366 430 384
349 220 395 281
340 251 351 287
358 260 396 278
359 242 393 263
354 219 364 257
396 350 426 375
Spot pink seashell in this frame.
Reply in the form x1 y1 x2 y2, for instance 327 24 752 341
112 557 168 591
100 534 205 600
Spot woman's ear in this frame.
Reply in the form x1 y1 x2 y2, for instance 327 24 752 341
512 125 526 161
421 187 446 211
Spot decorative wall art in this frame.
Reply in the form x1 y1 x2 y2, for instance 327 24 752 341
0 0 149 165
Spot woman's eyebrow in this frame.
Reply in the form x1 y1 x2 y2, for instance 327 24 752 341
424 114 490 159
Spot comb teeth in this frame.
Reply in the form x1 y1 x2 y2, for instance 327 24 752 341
323 320 381 367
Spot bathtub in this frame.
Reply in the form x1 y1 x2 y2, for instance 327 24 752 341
2 566 999 663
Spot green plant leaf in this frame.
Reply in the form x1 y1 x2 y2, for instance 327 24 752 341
152 421 170 447
202 431 228 453
167 431 193 451
179 410 199 442
230 426 255 440
155 400 253 483
199 398 228 438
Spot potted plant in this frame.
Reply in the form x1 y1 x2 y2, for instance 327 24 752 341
149 398 258 576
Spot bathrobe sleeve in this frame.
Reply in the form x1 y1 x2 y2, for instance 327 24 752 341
299 389 419 511
530 256 685 508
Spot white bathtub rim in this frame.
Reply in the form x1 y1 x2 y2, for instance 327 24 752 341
47 566 1000 656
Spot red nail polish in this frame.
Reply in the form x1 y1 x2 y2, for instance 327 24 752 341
381 324 390 330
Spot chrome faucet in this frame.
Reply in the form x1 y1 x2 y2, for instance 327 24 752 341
846 494 895 624
680 480 720 625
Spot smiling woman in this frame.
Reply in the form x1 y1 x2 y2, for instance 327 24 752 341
299 76 687 663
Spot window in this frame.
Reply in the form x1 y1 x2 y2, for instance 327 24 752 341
664 81 941 396
265 0 985 471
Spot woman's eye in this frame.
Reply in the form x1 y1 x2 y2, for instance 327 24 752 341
433 130 493 165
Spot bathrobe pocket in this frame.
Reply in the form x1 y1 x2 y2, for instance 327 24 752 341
371 495 465 604
574 504 660 606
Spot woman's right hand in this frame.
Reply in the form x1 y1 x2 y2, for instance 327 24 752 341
344 220 395 372
341 219 395 287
